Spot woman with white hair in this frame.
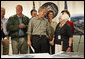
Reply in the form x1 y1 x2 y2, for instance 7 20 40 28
50 10 73 53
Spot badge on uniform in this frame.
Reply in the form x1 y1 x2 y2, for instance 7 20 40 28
58 35 61 40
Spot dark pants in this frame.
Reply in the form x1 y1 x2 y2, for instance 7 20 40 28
51 45 55 54
30 35 50 53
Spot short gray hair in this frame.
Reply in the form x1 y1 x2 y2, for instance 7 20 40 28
38 7 47 12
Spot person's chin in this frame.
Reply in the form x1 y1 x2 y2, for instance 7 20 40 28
41 16 44 18
16 13 20 15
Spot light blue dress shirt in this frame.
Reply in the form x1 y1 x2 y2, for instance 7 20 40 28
1 18 9 35
18 16 25 36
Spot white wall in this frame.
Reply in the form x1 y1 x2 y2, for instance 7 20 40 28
67 1 84 16
1 1 33 18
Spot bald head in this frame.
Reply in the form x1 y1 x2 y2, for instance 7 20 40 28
1 7 5 16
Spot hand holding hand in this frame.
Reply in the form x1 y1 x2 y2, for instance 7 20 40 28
49 40 54 46
66 47 71 52
19 24 26 29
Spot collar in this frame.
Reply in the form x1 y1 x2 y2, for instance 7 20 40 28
37 16 45 20
17 14 24 18
1 17 6 20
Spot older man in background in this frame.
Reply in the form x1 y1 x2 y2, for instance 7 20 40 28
30 9 37 18
1 7 9 55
